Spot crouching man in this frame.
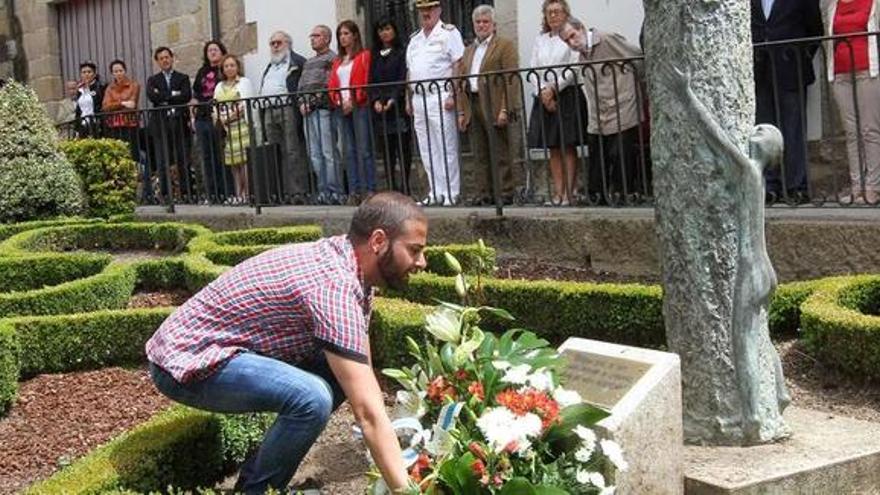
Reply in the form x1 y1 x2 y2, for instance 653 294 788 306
145 191 426 494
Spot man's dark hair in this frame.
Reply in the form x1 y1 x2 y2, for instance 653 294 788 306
153 46 174 60
349 192 426 243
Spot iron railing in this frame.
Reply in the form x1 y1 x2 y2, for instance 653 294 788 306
57 32 880 213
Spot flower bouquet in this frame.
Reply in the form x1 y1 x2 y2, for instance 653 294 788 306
367 250 626 494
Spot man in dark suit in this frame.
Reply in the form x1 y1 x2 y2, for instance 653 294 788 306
751 0 822 201
259 31 310 203
456 5 521 205
146 46 193 203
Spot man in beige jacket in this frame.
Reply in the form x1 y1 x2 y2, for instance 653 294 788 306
456 5 521 205
562 17 646 201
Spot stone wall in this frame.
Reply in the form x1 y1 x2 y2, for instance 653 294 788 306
13 0 62 119
218 0 256 61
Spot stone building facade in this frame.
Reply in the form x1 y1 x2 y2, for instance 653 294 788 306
0 0 255 121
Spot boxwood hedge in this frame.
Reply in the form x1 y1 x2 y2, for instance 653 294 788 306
0 252 111 292
801 275 880 380
0 262 136 318
0 321 19 414
186 226 323 266
0 222 210 256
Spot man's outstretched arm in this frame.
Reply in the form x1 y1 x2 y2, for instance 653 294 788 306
325 350 409 492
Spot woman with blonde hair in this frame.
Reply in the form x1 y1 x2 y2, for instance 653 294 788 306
213 54 254 204
526 0 588 206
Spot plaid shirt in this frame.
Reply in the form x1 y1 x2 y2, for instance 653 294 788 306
146 235 372 383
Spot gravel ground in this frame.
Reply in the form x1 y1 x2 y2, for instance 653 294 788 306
0 368 170 494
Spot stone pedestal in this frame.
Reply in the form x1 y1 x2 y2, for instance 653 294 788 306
685 407 880 494
559 338 683 495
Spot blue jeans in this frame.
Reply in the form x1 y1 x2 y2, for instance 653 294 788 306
338 106 376 194
150 352 345 494
305 109 342 195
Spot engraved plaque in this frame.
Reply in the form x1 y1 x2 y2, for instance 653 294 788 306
562 349 652 410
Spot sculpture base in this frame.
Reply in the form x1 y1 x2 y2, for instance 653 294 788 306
684 407 880 494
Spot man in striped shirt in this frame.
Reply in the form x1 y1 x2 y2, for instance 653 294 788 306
146 192 426 494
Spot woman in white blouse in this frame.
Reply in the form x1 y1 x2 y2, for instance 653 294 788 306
526 0 588 206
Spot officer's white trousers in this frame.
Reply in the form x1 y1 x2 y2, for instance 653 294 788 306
413 94 459 204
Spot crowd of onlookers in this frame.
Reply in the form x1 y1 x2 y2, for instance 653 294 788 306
60 0 880 206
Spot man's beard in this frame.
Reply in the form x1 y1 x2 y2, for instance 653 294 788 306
270 51 288 64
378 245 410 291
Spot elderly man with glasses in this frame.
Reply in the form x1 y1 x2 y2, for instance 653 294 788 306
259 31 311 204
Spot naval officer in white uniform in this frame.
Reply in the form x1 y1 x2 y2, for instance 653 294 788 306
406 0 465 205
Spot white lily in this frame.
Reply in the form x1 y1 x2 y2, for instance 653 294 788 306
392 390 426 420
424 307 461 343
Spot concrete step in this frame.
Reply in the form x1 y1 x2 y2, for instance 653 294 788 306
684 407 880 495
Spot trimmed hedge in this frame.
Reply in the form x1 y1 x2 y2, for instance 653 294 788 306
0 222 210 256
134 255 228 293
0 252 111 292
423 242 496 276
801 275 880 380
25 406 273 494
769 279 825 337
13 308 173 377
186 225 323 266
0 262 136 318
0 217 100 242
371 297 431 369
25 406 228 494
0 322 19 414
386 273 667 348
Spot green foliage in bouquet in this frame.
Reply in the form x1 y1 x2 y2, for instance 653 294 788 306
370 245 627 494
0 82 84 223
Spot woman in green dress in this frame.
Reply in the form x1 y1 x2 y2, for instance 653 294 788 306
213 54 254 204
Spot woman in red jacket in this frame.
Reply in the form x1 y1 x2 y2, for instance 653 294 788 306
329 20 376 196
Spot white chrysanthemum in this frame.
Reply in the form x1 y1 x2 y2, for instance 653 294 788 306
553 387 583 407
476 407 543 454
492 360 511 370
588 472 606 488
501 363 532 385
574 425 597 447
600 439 628 472
526 368 554 391
600 486 616 495
574 446 594 463
576 469 591 484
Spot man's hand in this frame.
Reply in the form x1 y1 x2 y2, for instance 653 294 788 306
444 96 455 111
405 99 413 117
325 351 408 492
343 100 354 115
458 114 468 132
659 62 690 97
300 103 310 116
495 109 509 128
